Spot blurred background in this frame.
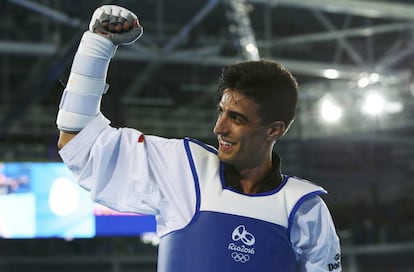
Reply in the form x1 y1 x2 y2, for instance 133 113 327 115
1 0 414 271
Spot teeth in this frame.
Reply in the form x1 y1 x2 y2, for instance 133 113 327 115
220 139 232 147
218 136 232 148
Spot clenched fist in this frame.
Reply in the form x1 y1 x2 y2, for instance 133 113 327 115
89 5 143 45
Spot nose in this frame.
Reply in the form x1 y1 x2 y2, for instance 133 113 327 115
213 114 228 135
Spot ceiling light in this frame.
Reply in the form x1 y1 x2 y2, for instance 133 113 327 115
358 76 370 88
362 92 385 115
320 96 343 123
323 69 340 79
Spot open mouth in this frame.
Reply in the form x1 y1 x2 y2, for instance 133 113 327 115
218 138 234 152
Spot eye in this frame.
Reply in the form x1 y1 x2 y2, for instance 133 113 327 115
228 112 247 125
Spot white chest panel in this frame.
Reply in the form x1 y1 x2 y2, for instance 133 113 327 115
188 141 325 228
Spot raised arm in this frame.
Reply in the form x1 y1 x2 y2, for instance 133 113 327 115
56 5 143 149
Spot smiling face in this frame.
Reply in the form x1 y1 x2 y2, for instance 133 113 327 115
213 89 277 171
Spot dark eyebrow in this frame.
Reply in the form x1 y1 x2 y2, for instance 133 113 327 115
228 110 249 123
217 103 250 123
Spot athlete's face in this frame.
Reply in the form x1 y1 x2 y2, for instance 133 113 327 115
213 89 274 170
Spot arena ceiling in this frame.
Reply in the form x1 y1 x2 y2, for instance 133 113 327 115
1 0 414 204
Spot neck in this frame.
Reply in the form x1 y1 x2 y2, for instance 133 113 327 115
223 152 282 194
238 163 273 194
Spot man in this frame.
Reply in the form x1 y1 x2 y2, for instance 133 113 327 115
57 5 341 272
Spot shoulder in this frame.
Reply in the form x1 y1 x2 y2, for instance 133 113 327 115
184 138 217 155
281 176 327 223
183 138 218 164
284 175 327 195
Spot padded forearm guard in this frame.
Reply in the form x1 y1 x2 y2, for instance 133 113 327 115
56 5 142 132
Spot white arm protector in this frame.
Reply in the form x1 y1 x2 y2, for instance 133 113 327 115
56 5 143 132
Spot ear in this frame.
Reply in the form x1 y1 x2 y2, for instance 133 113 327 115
267 121 286 140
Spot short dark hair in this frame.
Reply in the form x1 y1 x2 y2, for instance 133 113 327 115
217 59 298 127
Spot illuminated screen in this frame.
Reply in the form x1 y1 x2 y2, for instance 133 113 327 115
0 162 156 239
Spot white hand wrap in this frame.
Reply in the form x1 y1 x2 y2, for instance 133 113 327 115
90 5 143 45
56 5 142 132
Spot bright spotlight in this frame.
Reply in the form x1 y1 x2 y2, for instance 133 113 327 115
141 232 160 246
323 69 340 79
369 73 380 83
245 43 258 54
358 77 370 88
362 92 385 115
358 73 380 88
385 101 403 113
320 97 343 123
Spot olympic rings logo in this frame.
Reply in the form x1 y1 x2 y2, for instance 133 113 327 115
231 252 250 263
231 225 255 246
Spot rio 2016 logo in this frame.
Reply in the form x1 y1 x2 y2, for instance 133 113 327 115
228 225 256 263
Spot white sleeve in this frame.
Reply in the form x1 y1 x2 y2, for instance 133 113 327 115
59 113 197 231
290 196 342 272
